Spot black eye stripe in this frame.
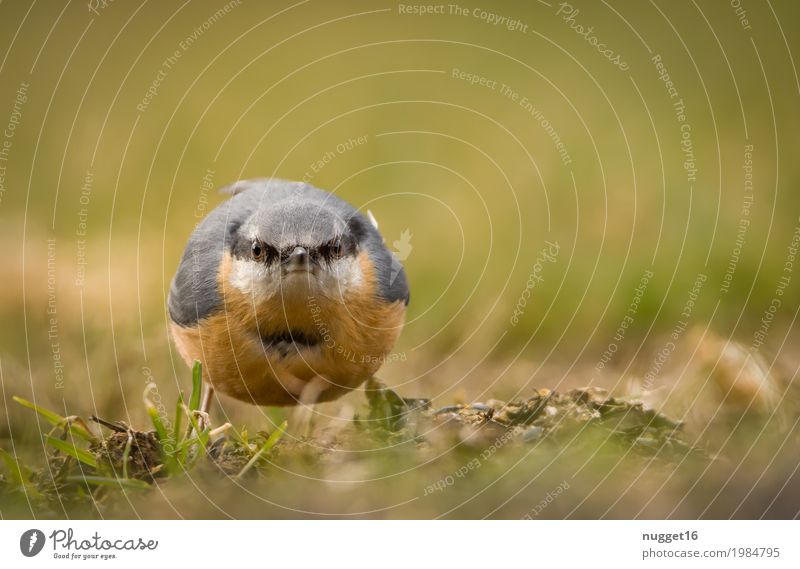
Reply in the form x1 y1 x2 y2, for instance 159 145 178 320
234 235 354 264
317 236 354 260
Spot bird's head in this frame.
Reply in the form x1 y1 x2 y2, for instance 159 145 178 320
226 197 367 305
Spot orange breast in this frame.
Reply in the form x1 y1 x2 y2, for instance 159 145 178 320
169 251 406 406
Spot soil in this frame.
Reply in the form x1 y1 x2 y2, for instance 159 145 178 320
2 382 704 518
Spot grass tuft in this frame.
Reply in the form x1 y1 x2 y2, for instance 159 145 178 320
236 420 287 480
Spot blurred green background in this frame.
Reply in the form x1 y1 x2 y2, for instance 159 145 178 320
0 0 799 518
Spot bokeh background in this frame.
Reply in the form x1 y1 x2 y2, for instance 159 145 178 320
1 0 799 518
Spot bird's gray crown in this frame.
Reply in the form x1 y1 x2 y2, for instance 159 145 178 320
249 199 350 250
229 193 363 265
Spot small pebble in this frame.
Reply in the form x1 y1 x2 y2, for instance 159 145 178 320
523 426 545 442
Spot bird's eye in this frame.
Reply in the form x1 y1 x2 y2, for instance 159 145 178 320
251 240 265 261
318 237 350 262
330 238 343 258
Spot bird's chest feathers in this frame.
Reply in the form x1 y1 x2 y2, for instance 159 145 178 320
218 251 401 359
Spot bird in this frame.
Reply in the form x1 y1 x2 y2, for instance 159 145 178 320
167 178 409 415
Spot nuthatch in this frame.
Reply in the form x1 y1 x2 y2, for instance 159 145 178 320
167 179 409 413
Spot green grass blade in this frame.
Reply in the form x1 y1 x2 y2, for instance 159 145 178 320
236 420 287 479
0 447 43 498
13 396 94 441
175 434 199 453
173 393 186 463
0 447 31 486
143 382 181 474
173 393 185 444
189 361 202 411
146 405 179 475
45 436 97 468
67 475 151 491
179 409 211 470
146 406 169 446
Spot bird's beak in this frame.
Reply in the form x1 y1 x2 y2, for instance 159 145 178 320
283 246 311 274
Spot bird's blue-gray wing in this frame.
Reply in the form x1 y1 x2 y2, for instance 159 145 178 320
168 198 239 326
350 215 410 306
